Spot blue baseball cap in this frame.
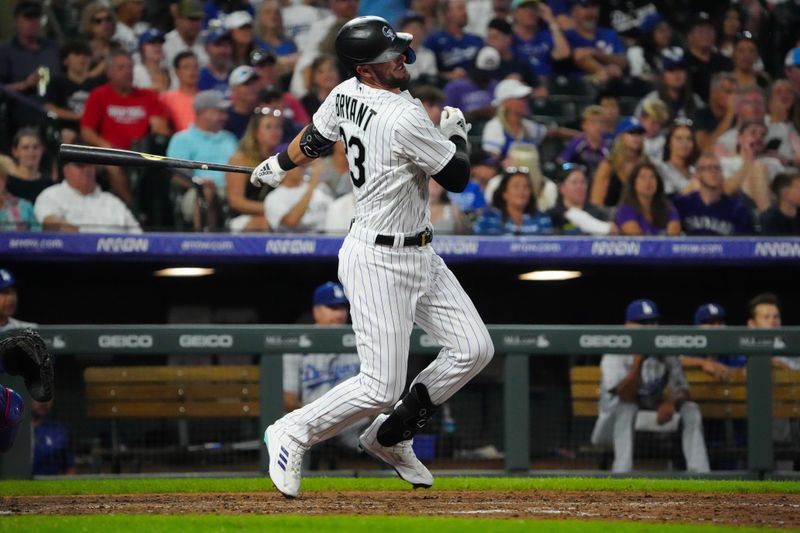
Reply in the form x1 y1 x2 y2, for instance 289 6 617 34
138 28 164 48
204 28 231 45
615 117 645 136
694 303 726 325
313 282 349 307
625 299 660 323
661 47 687 71
0 268 16 290
640 12 664 34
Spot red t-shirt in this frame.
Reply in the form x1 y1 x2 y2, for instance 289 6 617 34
81 84 165 149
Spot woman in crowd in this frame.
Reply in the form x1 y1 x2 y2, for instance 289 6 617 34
226 11 266 68
547 163 613 235
0 128 55 204
590 120 647 208
731 34 770 91
615 161 681 236
133 29 170 92
80 1 117 79
225 107 284 232
254 0 298 77
484 142 557 212
765 79 800 167
301 55 340 118
0 166 39 232
481 79 547 160
626 13 674 81
473 167 553 235
654 121 700 196
716 5 744 59
637 49 704 121
428 178 468 235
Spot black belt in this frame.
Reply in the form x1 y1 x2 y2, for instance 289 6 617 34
374 228 433 247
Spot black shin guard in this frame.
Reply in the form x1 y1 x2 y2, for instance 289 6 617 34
377 383 437 446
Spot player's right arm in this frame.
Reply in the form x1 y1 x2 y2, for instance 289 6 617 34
251 91 340 188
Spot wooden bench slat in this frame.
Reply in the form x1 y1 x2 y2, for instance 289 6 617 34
570 383 601 399
570 366 601 381
84 366 259 383
86 384 259 401
686 385 747 401
87 401 260 418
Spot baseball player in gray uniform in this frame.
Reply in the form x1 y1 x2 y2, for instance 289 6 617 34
590 299 710 473
250 16 494 497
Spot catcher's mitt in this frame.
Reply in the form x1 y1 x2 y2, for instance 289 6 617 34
0 329 53 402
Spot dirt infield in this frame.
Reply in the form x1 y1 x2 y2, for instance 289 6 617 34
3 490 800 528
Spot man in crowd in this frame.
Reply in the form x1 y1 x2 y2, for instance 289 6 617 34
424 0 483 80
113 0 147 54
198 28 233 93
695 73 737 152
33 160 142 233
510 0 569 82
760 172 800 235
80 50 170 205
564 0 627 82
684 12 733 104
164 0 208 75
167 90 238 231
673 153 754 236
0 0 61 133
161 51 200 132
224 65 260 138
590 298 710 473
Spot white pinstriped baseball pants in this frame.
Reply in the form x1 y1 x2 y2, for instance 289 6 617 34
278 225 494 448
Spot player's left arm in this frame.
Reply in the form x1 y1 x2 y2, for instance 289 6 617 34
432 106 472 192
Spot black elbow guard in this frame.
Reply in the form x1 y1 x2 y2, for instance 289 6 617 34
299 123 336 159
432 136 470 192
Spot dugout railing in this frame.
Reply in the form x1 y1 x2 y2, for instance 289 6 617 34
1 325 797 479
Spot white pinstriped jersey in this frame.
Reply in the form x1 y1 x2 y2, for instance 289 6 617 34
312 77 456 235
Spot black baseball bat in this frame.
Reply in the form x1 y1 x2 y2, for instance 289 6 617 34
58 144 255 175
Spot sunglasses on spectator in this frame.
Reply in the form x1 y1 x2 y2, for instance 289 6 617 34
504 166 530 175
697 164 722 172
93 16 114 24
735 30 755 43
254 107 282 117
673 117 693 127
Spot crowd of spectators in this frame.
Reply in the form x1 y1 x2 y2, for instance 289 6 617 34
1 0 799 235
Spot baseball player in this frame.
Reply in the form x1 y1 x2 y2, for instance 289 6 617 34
590 299 710 473
250 16 494 497
1 269 54 453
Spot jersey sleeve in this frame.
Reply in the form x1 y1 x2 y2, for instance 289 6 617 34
311 89 341 142
393 106 456 176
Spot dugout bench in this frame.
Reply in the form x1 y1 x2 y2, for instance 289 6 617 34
83 365 261 472
570 366 800 468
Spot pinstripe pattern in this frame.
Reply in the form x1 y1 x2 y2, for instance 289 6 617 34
276 76 493 450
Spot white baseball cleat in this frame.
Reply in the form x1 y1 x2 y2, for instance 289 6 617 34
358 413 434 488
264 423 306 498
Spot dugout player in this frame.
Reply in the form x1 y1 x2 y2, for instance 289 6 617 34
250 16 494 497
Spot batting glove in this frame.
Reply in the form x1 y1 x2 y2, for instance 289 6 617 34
439 106 472 144
250 155 287 188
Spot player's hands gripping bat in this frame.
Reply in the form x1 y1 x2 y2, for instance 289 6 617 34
250 155 287 188
439 106 472 147
0 329 54 402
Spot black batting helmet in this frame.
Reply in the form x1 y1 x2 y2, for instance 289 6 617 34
335 16 417 69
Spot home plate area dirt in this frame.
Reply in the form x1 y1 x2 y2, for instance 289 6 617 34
4 490 800 528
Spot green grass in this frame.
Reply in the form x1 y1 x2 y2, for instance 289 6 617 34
1 476 798 496
0 515 793 533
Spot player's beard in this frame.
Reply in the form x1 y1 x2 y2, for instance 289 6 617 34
375 65 410 91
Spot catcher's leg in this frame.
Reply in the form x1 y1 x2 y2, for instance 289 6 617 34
0 385 24 452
